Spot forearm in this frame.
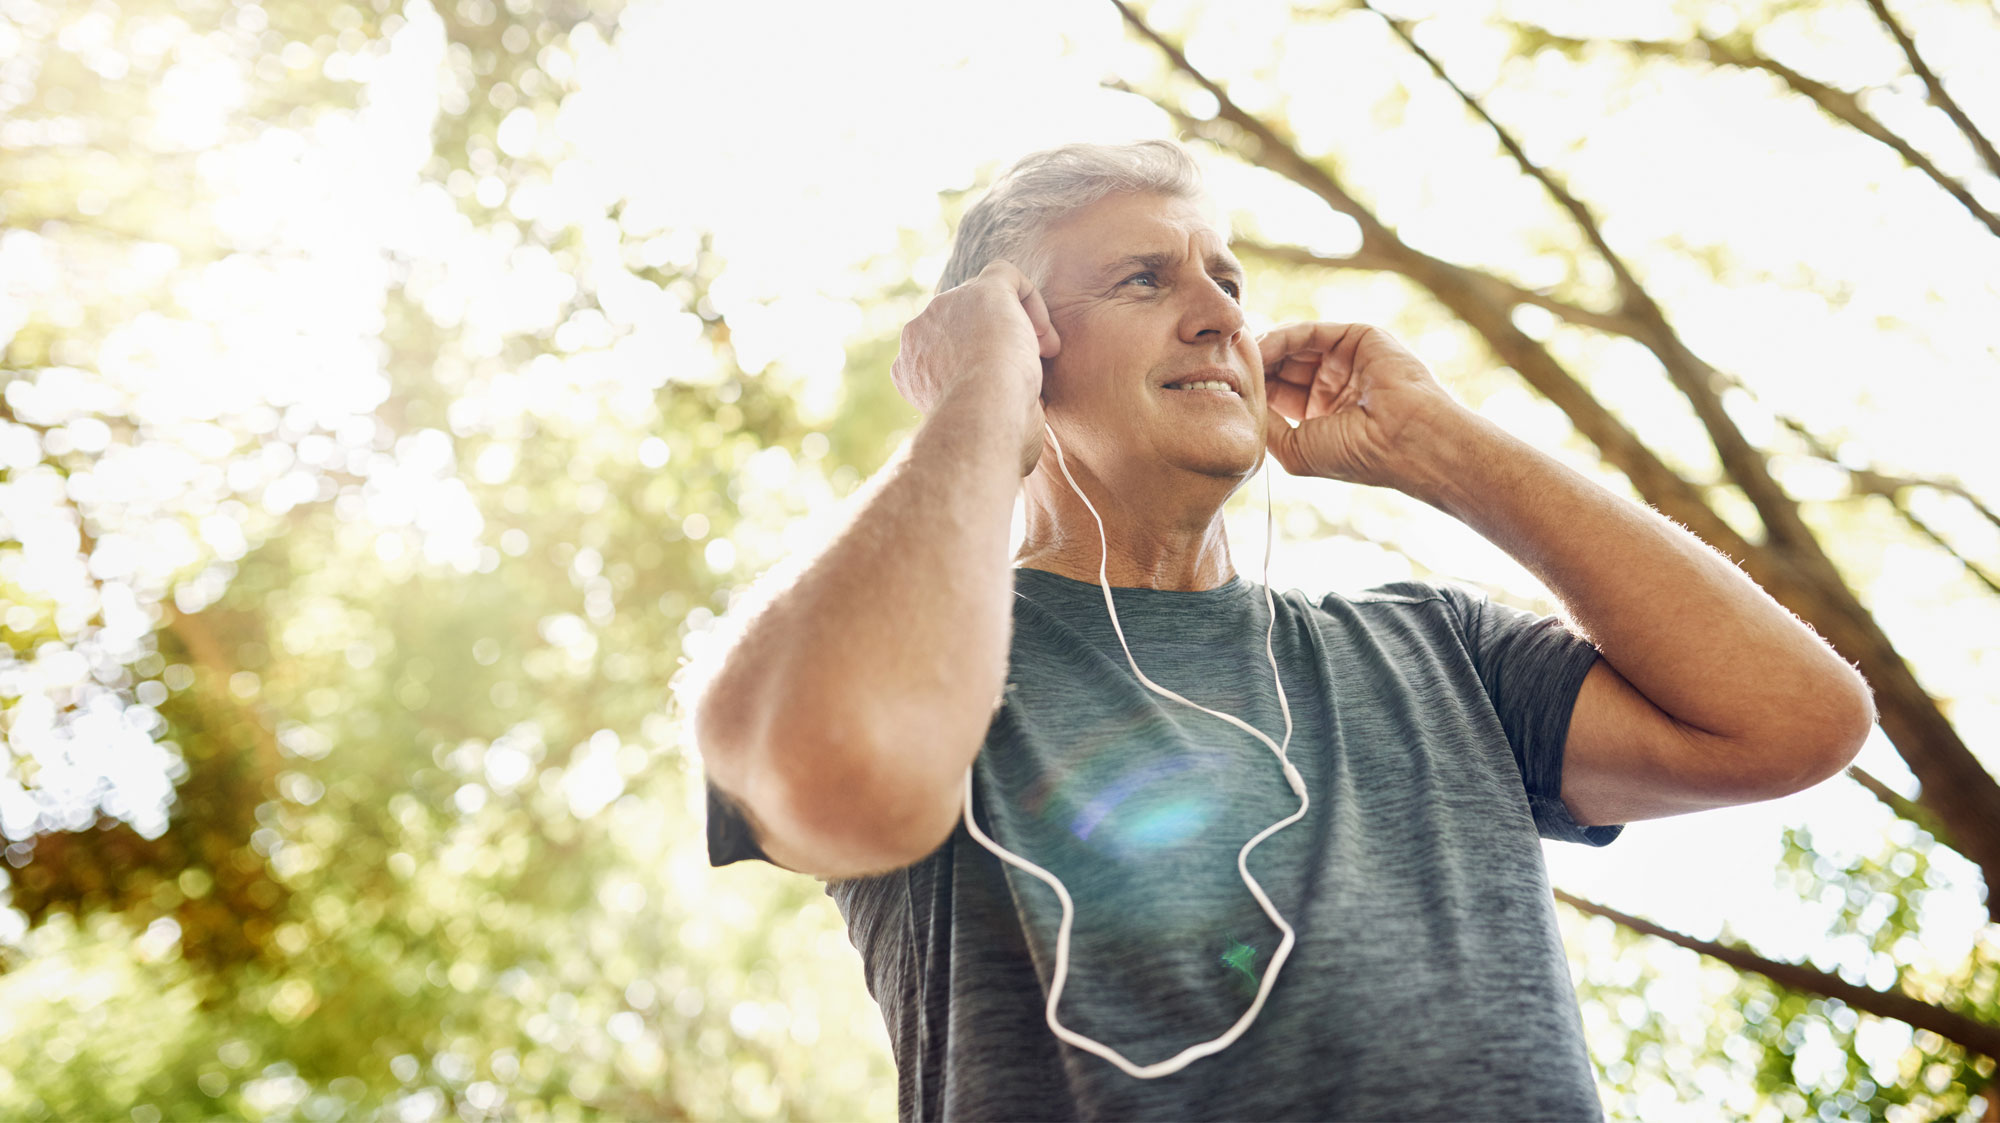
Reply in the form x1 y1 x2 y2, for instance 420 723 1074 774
1405 407 1872 749
692 385 1025 863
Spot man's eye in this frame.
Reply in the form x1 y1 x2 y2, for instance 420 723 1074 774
1219 279 1242 299
1124 272 1158 288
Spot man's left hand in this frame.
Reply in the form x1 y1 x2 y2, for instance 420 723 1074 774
1258 321 1472 496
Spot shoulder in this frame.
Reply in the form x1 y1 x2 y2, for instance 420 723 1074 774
1325 579 1457 608
1299 580 1499 660
1313 578 1479 626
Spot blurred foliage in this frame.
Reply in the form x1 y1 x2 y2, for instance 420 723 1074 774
2 0 1998 1120
0 0 898 1117
1564 821 1999 1121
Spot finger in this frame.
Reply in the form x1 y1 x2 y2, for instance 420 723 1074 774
1258 321 1357 371
1310 349 1358 417
1270 352 1323 387
1022 283 1061 359
1265 375 1310 422
987 260 1061 358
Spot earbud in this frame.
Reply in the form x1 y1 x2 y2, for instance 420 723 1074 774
961 420 1306 1080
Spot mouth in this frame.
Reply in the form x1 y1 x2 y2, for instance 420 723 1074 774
1158 368 1244 397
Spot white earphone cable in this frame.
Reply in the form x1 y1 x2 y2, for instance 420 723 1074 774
960 418 1307 1080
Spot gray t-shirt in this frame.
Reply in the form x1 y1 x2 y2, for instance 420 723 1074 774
707 567 1621 1121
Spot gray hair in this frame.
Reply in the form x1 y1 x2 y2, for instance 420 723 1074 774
935 139 1217 295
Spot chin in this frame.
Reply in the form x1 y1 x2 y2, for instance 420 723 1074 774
1169 436 1265 481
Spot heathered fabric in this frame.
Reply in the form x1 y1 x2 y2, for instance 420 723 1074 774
706 566 1621 1121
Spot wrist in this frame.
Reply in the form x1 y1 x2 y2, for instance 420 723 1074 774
936 369 1038 417
1389 404 1521 515
919 380 1039 475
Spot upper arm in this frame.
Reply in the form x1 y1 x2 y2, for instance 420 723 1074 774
1559 659 1862 828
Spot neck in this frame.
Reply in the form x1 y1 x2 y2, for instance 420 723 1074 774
1013 463 1240 592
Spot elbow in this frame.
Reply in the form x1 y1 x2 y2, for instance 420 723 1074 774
698 688 964 877
779 747 963 873
1762 670 1878 798
767 679 990 870
686 670 761 799
1819 665 1878 774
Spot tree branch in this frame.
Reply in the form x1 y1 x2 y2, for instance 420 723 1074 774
1107 0 2000 921
1246 231 2000 592
1242 224 2000 602
1862 483 2000 599
1554 888 2000 1060
1233 238 1639 337
1361 6 1843 563
1101 3 1393 243
1847 765 1957 849
1863 0 2000 179
1764 408 2000 539
1713 34 2000 241
1226 236 1395 277
1361 3 1647 303
1760 412 2000 598
1100 60 1756 564
1674 362 2000 597
1526 28 2000 240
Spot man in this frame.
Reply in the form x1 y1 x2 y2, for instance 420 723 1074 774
686 139 1875 1120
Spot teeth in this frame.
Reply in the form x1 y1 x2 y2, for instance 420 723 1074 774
1167 380 1234 392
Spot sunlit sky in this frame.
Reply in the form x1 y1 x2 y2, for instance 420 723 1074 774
4 0 1999 1113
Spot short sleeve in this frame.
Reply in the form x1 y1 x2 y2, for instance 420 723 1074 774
706 775 777 867
1438 583 1622 847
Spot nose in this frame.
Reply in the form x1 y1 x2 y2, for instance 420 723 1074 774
1181 273 1246 347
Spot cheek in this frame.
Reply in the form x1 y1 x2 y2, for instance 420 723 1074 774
1235 336 1264 388
1046 312 1108 375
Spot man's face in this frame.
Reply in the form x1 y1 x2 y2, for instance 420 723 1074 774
1033 191 1265 494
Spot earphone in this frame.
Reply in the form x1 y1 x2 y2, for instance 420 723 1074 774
959 416 1310 1080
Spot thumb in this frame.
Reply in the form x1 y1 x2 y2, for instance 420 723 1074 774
1039 323 1062 359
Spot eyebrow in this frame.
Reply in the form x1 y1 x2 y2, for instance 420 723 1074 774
1095 250 1247 287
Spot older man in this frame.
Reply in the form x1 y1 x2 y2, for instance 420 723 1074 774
689 140 1874 1121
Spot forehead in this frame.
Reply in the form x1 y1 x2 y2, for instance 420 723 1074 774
1041 192 1236 282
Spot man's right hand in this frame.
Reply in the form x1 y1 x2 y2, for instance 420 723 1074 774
891 260 1060 477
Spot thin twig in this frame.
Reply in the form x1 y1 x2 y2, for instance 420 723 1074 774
1728 38 2000 240
1848 765 1957 849
1528 29 2000 239
1359 4 1837 562
1864 0 2000 179
1360 2 1645 304
1775 424 2000 598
